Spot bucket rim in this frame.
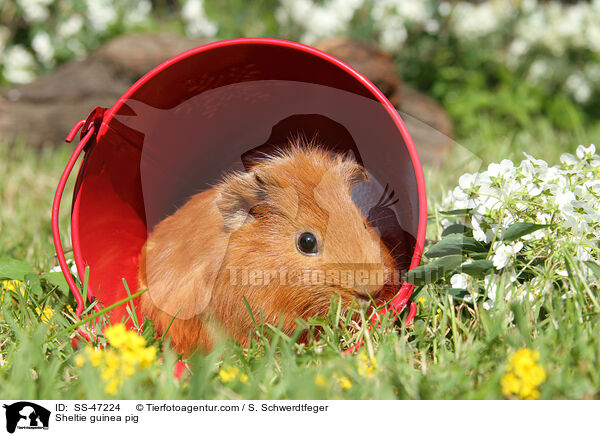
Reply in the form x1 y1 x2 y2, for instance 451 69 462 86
92 37 427 272
53 38 429 347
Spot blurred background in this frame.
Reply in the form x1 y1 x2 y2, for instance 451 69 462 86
1 0 599 159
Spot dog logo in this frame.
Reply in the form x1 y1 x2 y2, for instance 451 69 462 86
2 402 50 433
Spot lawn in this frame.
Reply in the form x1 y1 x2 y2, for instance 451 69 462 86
0 112 599 399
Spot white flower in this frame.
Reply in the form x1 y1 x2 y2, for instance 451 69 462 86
482 276 499 310
86 0 118 32
2 45 36 84
380 22 408 50
458 173 477 190
425 19 440 34
472 227 487 242
527 60 550 84
18 0 52 23
492 241 524 270
523 152 549 169
560 153 578 166
565 73 592 103
278 0 363 44
182 0 218 37
31 31 55 66
507 38 529 67
438 2 452 17
451 273 475 302
450 273 469 289
487 159 515 178
124 0 152 26
57 15 84 39
576 144 596 159
49 259 78 276
554 191 575 210
451 0 514 39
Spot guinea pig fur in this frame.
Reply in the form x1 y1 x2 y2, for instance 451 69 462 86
138 141 395 354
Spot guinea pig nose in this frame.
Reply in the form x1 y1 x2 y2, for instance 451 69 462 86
353 266 390 296
354 280 385 297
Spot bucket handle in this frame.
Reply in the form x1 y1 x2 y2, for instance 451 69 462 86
51 119 95 320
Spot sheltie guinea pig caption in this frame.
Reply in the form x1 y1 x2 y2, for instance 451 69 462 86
138 139 402 354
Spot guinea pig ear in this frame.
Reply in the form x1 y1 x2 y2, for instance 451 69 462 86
216 171 266 230
339 157 369 186
349 166 368 186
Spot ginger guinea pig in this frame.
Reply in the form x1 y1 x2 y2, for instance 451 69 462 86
138 141 395 354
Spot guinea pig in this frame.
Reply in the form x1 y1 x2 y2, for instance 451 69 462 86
138 140 396 354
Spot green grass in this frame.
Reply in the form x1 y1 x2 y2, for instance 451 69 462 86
0 112 599 399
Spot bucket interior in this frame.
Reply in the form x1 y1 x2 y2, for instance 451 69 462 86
71 41 423 324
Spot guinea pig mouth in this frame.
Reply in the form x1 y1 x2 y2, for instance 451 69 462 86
353 291 372 302
352 292 374 310
352 282 395 306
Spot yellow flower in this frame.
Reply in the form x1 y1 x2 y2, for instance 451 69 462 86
240 374 249 384
35 306 54 324
219 365 240 383
138 346 157 369
79 331 157 396
65 304 75 314
336 376 352 390
104 324 129 349
417 297 426 306
1 280 25 302
105 378 120 396
501 348 546 400
1 280 24 294
85 345 103 367
500 372 520 395
315 374 327 388
74 354 85 368
357 351 377 378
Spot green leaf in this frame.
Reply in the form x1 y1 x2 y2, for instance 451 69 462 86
40 272 71 296
24 273 42 296
141 317 157 344
585 261 600 281
441 224 473 237
0 258 35 281
501 223 549 241
444 288 470 300
407 255 463 286
461 260 494 278
426 234 489 258
439 209 471 216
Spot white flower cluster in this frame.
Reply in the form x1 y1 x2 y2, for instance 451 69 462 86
515 1 600 57
274 0 600 104
275 0 364 44
181 0 218 38
511 1 600 103
442 145 600 309
450 0 516 40
1 0 153 84
370 0 434 50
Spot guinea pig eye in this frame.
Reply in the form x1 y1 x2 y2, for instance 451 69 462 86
297 232 319 255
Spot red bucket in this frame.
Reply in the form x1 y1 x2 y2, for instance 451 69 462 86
52 38 427 342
